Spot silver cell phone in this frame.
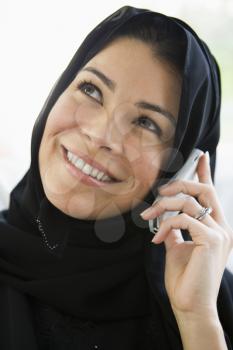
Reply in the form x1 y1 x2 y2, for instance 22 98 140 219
148 148 204 234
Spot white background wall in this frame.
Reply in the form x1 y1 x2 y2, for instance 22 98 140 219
1 0 233 269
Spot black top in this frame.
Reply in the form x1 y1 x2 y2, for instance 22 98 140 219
0 272 232 350
29 296 155 350
29 268 233 350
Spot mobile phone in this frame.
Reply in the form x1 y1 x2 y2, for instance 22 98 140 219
148 148 204 234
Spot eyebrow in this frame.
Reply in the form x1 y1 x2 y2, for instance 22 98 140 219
81 67 116 92
79 66 177 127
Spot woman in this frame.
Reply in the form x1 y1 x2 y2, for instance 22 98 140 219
0 5 233 350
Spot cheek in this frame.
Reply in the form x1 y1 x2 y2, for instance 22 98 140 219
45 97 101 137
130 149 164 187
44 96 79 136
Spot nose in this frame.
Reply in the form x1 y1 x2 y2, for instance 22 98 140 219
80 123 123 154
76 104 129 155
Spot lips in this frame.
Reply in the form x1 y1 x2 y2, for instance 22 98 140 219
61 145 121 182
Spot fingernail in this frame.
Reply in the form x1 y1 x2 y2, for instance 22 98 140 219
151 232 160 243
140 207 153 217
205 151 210 164
140 200 160 218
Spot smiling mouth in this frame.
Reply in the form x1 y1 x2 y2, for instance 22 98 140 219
61 145 121 184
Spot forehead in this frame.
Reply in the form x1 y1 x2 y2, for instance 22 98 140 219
82 38 180 92
86 38 154 75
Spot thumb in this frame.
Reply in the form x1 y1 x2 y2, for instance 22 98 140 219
197 151 213 185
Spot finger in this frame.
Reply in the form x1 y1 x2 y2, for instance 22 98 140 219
158 179 225 224
152 228 184 251
153 212 217 246
197 152 213 185
158 179 209 198
158 180 221 214
145 194 218 230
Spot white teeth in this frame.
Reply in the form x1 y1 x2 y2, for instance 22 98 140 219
82 163 93 175
71 154 76 162
67 151 73 161
102 175 110 181
75 158 85 170
97 171 105 181
66 149 114 182
91 168 99 177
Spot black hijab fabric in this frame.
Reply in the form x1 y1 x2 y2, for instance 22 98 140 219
0 5 233 349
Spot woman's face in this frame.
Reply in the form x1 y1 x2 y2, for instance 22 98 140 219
39 37 181 220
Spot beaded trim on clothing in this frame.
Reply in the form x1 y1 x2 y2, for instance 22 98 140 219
35 216 59 250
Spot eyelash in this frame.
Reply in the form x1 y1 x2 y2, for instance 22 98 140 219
77 79 162 137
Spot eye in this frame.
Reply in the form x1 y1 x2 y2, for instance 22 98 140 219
77 80 103 104
134 116 162 137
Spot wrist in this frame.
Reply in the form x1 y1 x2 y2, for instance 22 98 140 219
172 305 219 323
173 309 228 350
174 310 221 331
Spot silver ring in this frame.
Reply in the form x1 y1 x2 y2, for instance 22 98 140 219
194 206 212 221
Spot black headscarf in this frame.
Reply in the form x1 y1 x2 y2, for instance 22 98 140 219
1 5 232 349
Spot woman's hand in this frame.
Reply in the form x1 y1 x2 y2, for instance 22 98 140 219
140 152 233 318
